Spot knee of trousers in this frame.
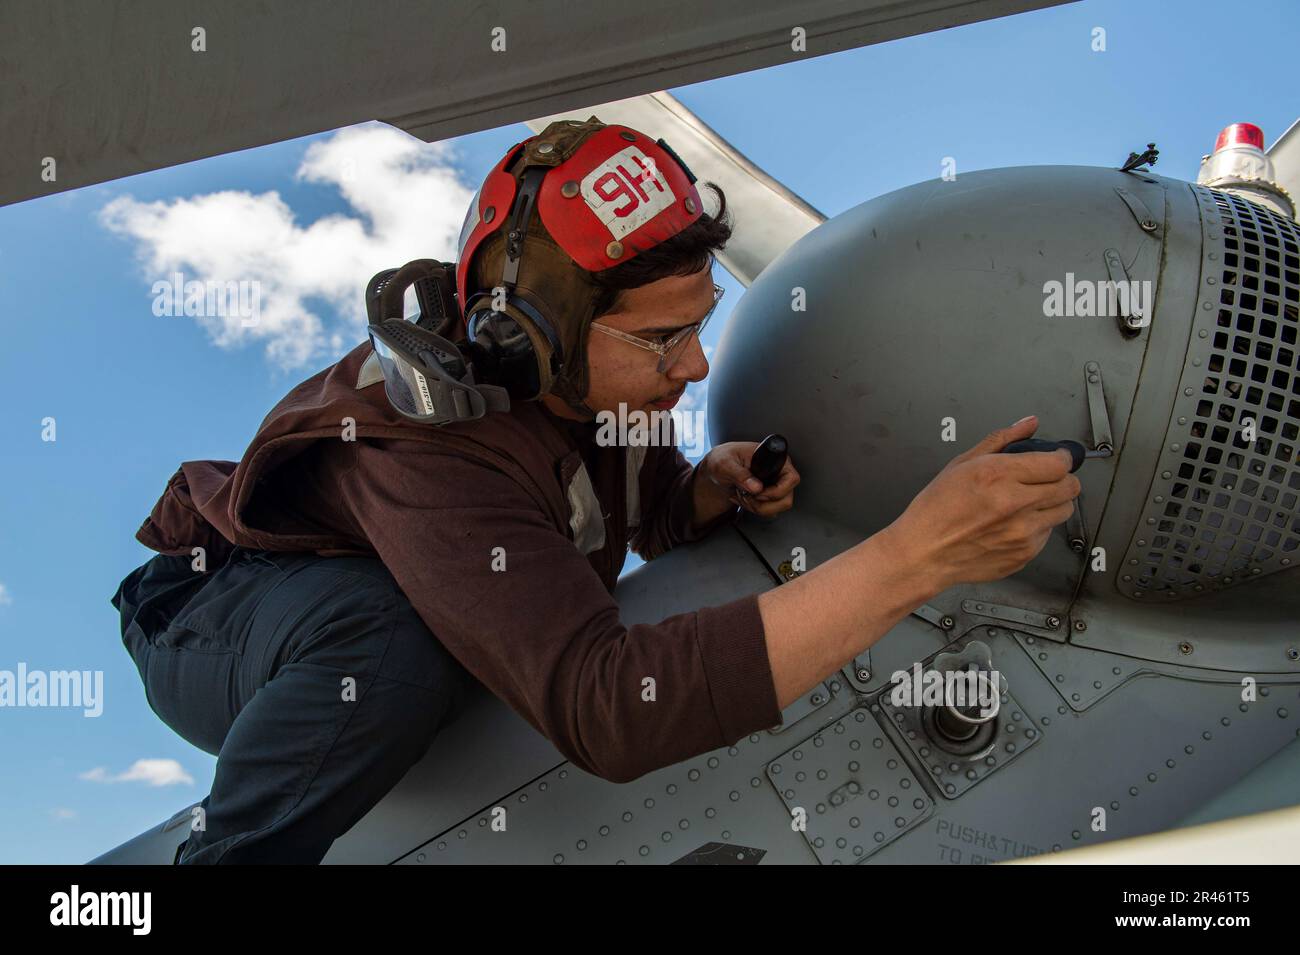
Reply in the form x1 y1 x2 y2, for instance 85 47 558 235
284 560 474 719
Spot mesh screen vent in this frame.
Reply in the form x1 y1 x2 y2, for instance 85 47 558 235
1120 187 1300 599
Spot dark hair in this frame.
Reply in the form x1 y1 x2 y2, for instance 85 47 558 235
586 182 731 317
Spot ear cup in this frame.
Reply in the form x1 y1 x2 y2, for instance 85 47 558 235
467 307 542 400
462 289 565 401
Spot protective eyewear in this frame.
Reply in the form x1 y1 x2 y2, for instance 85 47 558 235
590 284 725 373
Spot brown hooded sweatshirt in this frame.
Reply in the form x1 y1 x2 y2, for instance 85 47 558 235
134 342 781 782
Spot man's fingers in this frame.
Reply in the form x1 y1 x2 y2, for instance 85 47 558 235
953 415 1040 464
713 455 762 494
999 448 1076 484
1032 500 1078 528
1005 471 1080 512
751 461 800 501
1026 474 1082 510
743 494 794 517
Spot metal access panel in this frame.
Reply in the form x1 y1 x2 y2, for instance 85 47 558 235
767 708 934 864
866 627 1300 863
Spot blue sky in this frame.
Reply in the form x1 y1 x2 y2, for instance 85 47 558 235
1 0 1296 864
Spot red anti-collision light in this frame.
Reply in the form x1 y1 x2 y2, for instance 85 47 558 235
1214 123 1266 153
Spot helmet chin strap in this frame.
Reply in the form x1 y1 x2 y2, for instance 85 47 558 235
550 378 599 421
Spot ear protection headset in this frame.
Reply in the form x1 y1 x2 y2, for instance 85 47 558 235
458 164 567 402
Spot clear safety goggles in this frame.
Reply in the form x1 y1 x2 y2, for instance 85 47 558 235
367 318 509 426
589 283 724 373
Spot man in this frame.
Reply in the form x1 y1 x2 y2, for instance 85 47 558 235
112 117 1079 864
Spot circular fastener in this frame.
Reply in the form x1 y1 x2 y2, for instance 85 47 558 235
1046 616 1061 629
1179 641 1193 655
606 241 624 259
560 180 579 198
941 616 955 630
536 142 555 154
857 668 871 681
684 197 697 214
1074 620 1087 632
1141 219 1157 231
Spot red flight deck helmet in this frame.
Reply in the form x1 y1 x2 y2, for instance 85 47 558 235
454 115 706 415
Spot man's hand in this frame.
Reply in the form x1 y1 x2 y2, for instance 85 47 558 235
881 415 1081 591
701 441 801 519
755 413 1081 711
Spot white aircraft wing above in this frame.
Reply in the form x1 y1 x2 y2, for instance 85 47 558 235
1 0 1074 207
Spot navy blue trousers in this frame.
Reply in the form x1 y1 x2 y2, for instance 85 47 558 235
111 548 476 864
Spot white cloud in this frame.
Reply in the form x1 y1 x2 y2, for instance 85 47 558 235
80 759 194 787
0 583 10 606
99 122 476 369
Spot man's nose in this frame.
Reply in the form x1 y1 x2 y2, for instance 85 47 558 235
669 333 709 382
